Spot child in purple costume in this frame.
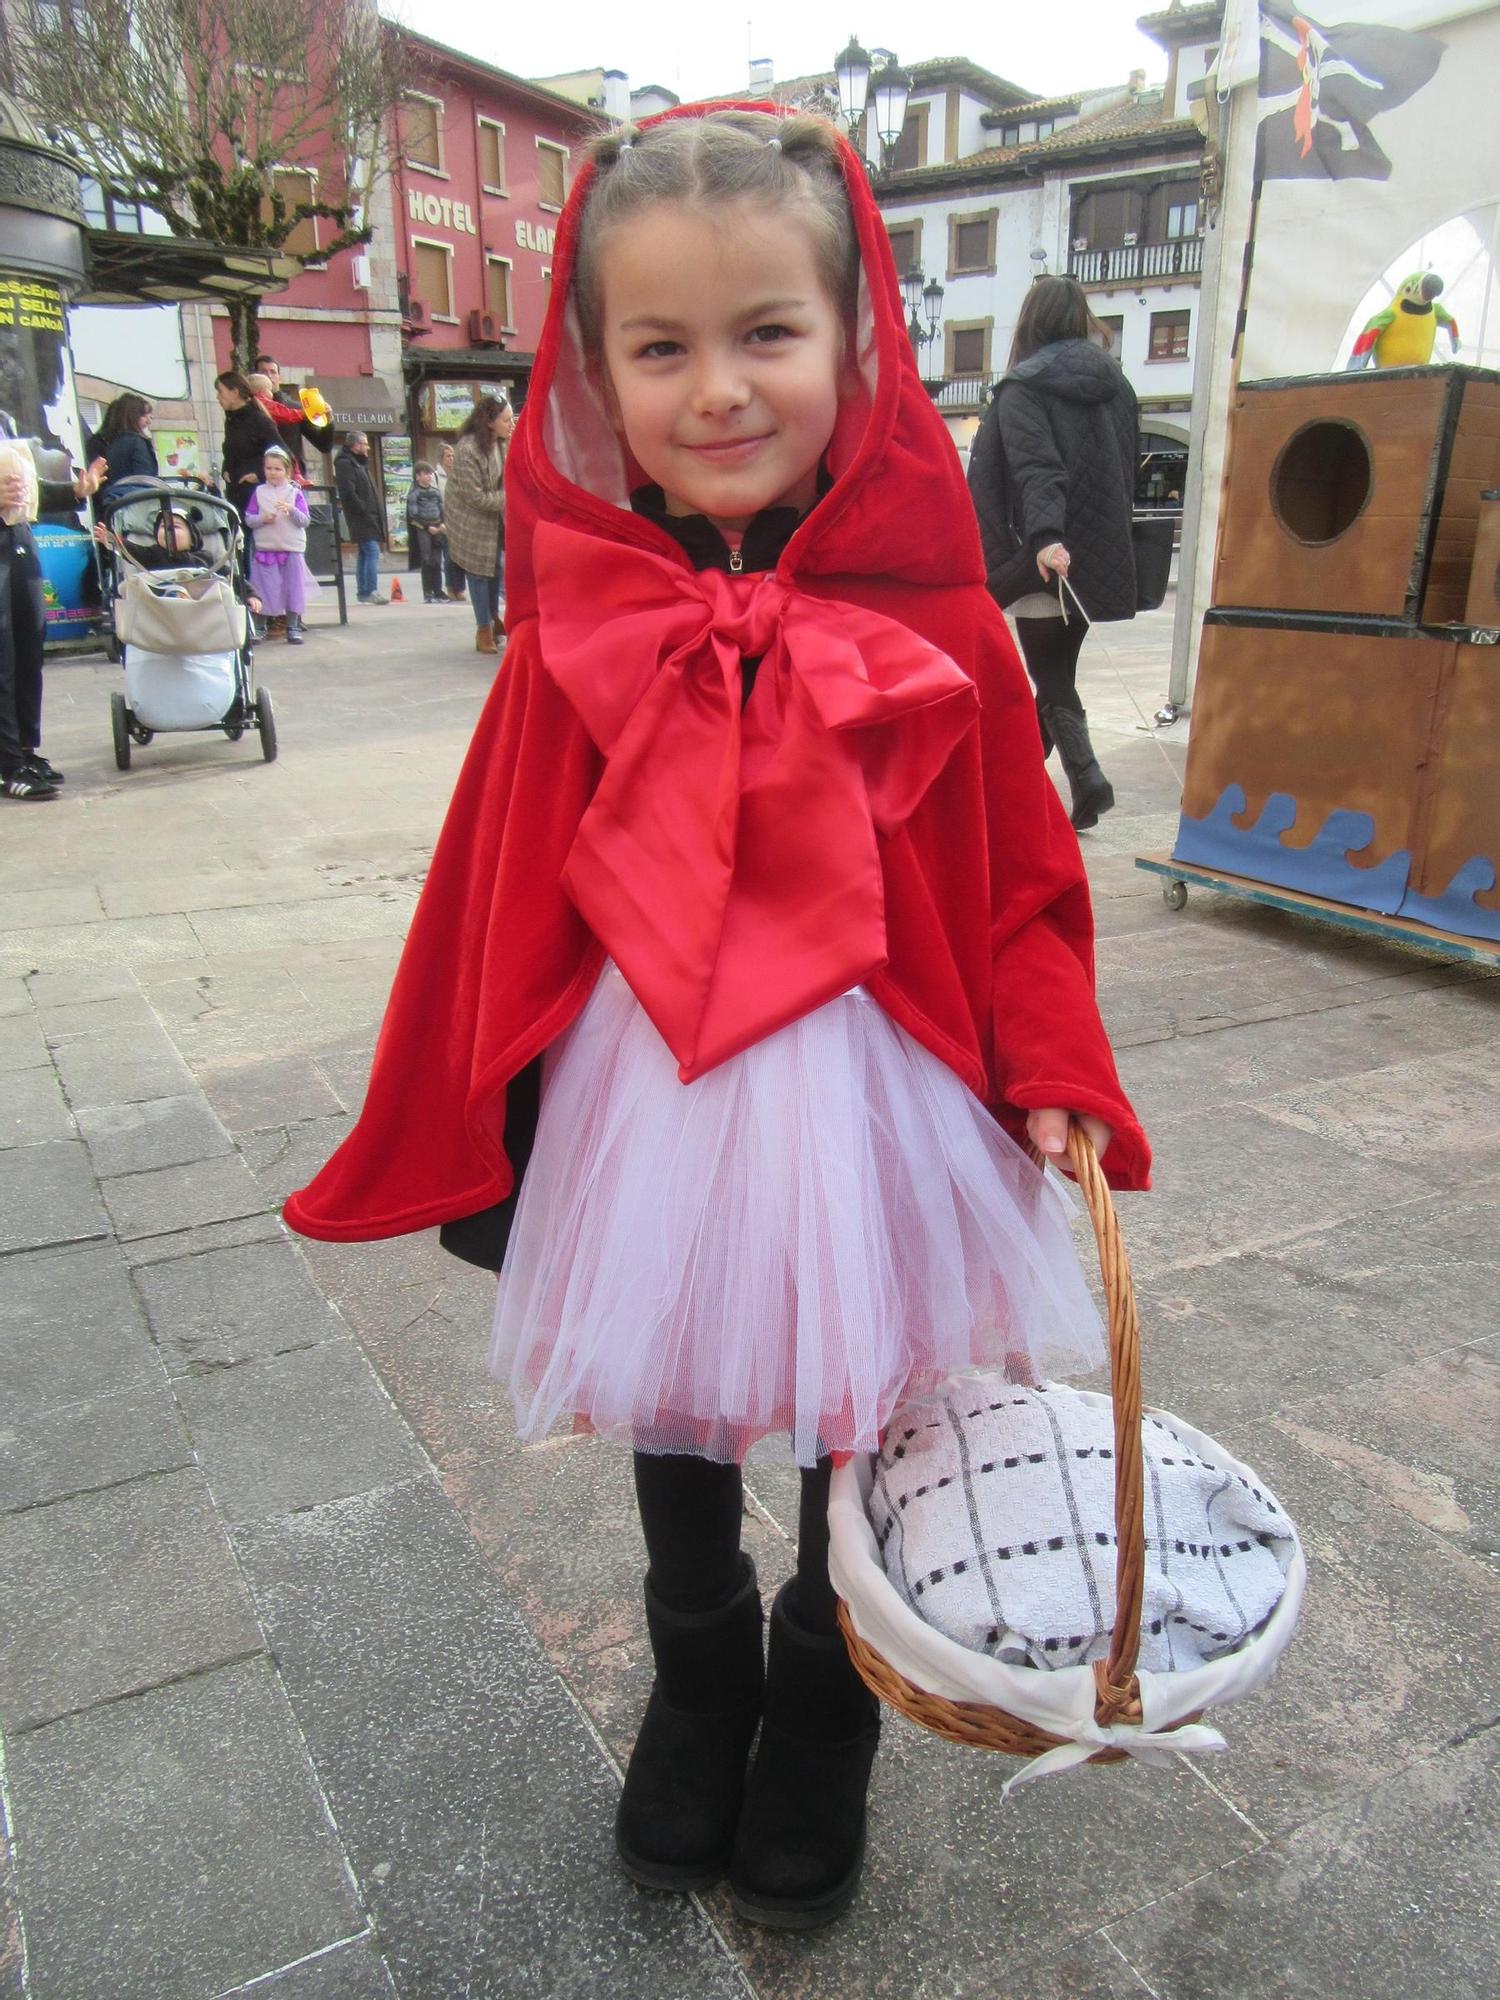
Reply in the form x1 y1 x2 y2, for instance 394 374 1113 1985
245 445 318 643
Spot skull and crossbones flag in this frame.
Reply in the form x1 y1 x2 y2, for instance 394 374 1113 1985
1256 1 1445 179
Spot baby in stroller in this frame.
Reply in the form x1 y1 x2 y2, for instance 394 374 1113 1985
95 491 263 625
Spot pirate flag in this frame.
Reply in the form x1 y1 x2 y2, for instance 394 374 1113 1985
1258 1 1445 180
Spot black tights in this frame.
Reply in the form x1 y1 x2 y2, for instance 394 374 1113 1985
1014 613 1088 723
633 1451 837 1634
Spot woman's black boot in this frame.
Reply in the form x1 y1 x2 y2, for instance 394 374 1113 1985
729 1582 881 1930
1044 705 1115 830
615 1556 764 1891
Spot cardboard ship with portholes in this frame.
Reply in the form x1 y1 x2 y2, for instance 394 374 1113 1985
1172 364 1500 945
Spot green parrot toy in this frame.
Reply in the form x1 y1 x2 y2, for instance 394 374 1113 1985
1349 271 1460 369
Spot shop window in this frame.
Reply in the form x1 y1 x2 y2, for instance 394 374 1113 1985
411 238 455 320
487 256 514 328
1148 309 1191 360
263 167 318 258
537 140 568 210
477 118 507 195
402 93 444 173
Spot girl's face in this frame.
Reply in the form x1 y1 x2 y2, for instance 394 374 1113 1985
138 407 153 434
215 382 241 411
492 406 514 443
598 198 846 534
265 455 290 485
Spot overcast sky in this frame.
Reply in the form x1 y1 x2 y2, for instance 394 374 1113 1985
387 1 1170 105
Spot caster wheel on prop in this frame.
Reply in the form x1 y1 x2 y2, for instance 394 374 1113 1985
110 690 131 770
224 724 245 741
255 686 277 763
1162 879 1188 911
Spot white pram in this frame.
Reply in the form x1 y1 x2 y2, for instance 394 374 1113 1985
98 480 277 768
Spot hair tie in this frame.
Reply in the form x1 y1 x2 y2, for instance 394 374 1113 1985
766 135 783 151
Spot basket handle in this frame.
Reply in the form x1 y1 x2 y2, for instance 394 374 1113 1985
1027 1123 1146 1722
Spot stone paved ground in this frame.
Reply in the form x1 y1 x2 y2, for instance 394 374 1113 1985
2 592 1497 1998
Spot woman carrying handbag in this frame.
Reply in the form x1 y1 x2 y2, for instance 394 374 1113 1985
968 277 1139 830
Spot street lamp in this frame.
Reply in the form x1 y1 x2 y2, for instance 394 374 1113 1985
831 37 911 173
901 265 944 373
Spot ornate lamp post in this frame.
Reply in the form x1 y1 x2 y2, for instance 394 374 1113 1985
831 38 911 173
898 263 944 374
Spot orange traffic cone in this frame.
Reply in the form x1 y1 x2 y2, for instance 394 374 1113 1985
389 577 404 603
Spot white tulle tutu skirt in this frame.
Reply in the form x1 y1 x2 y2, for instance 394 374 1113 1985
489 962 1104 1466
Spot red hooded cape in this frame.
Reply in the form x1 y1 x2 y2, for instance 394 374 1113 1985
284 103 1149 1246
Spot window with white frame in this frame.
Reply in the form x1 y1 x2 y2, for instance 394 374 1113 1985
536 139 568 210
1148 308 1191 360
402 92 445 174
477 117 507 195
410 237 455 320
486 256 515 328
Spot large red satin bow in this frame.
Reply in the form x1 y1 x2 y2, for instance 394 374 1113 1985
535 520 978 1079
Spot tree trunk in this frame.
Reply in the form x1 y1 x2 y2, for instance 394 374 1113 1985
225 297 262 371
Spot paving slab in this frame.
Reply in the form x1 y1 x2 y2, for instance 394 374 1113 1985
0 913 201 978
176 1338 431 1524
1164 1415 1500 1838
38 991 158 1041
0 1012 49 1074
201 1055 347 1136
134 1234 346 1375
75 1092 234 1177
100 1150 274 1242
7 1657 365 2000
238 1112 357 1208
120 1208 287 1269
24 963 141 1007
187 895 418 958
1269 1343 1500 1568
233 1479 747 2000
0 1468 263 1732
215 1936 396 1999
50 1028 195 1112
1104 1726 1500 1999
0 1066 74 1148
0 1139 109 1255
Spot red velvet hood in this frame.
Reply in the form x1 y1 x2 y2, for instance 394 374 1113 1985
284 103 1148 1244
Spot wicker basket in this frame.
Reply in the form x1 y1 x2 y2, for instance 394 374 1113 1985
828 1125 1305 1785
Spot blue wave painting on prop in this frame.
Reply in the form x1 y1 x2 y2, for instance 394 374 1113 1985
1173 787 1500 943
1399 860 1500 942
1172 788 1411 913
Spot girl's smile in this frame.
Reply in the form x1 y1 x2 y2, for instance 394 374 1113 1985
598 199 847 535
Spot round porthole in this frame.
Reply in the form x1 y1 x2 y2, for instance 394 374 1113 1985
1270 420 1373 545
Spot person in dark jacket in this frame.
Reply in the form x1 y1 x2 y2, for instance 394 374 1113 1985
216 371 283 523
405 462 449 602
334 432 386 604
89 393 158 498
968 276 1138 829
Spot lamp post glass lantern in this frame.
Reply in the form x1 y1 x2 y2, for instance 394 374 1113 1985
832 35 910 169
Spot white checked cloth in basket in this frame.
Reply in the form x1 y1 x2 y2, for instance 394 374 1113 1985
868 1379 1296 1676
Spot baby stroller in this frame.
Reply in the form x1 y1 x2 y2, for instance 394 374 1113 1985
96 479 276 768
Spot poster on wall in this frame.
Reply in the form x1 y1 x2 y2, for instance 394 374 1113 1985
381 433 413 551
424 382 478 431
156 429 201 478
0 274 88 501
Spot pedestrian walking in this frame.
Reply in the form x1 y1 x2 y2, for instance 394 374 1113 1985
334 432 386 604
967 275 1139 830
405 462 450 602
245 446 318 643
284 106 1148 1934
445 394 509 654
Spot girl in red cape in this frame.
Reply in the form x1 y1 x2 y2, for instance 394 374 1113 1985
284 103 1150 1930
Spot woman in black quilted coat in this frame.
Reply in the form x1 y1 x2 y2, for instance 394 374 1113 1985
968 277 1138 829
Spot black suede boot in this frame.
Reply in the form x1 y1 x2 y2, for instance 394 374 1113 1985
729 1582 881 1930
615 1556 764 1891
1044 705 1115 831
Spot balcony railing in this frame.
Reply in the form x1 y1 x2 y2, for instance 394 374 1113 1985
924 373 996 410
1068 238 1203 286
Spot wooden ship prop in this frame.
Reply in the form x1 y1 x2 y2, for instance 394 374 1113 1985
1140 365 1500 963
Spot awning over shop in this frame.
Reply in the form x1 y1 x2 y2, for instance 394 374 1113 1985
316 375 406 432
79 230 302 306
